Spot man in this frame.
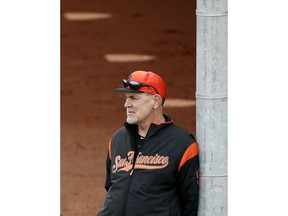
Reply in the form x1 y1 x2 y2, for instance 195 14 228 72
97 70 199 216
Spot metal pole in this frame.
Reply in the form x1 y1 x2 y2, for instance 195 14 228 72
196 0 228 215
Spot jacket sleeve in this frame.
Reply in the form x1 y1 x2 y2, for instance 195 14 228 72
104 140 112 191
178 142 199 216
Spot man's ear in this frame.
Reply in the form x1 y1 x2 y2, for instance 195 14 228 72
153 94 162 109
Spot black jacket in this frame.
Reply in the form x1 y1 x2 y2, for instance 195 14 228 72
97 115 199 216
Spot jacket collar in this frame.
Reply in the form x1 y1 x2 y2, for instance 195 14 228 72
124 114 173 140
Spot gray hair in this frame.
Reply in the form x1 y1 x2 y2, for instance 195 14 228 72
144 93 165 106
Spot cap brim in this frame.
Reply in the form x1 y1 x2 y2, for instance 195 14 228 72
113 88 145 94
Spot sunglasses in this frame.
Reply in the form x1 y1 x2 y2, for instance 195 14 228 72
122 79 160 95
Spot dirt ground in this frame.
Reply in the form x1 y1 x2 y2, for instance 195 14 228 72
61 0 197 215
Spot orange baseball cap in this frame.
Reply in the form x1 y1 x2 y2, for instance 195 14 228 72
114 70 167 98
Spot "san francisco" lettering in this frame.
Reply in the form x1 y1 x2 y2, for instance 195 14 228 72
112 151 169 173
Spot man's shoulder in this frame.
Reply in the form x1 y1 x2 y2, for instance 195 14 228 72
110 127 130 149
170 124 195 136
167 124 196 143
112 126 127 137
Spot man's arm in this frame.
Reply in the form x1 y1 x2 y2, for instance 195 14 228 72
178 142 200 216
104 140 112 191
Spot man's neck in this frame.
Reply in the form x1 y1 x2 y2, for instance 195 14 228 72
138 114 165 137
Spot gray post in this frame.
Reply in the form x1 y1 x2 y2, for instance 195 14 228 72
196 0 228 215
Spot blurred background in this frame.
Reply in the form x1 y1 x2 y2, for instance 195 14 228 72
61 0 196 215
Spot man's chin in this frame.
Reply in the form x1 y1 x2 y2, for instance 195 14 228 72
126 118 137 125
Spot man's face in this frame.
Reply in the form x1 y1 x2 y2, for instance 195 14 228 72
124 92 155 125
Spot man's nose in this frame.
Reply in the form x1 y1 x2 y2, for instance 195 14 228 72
124 98 132 108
